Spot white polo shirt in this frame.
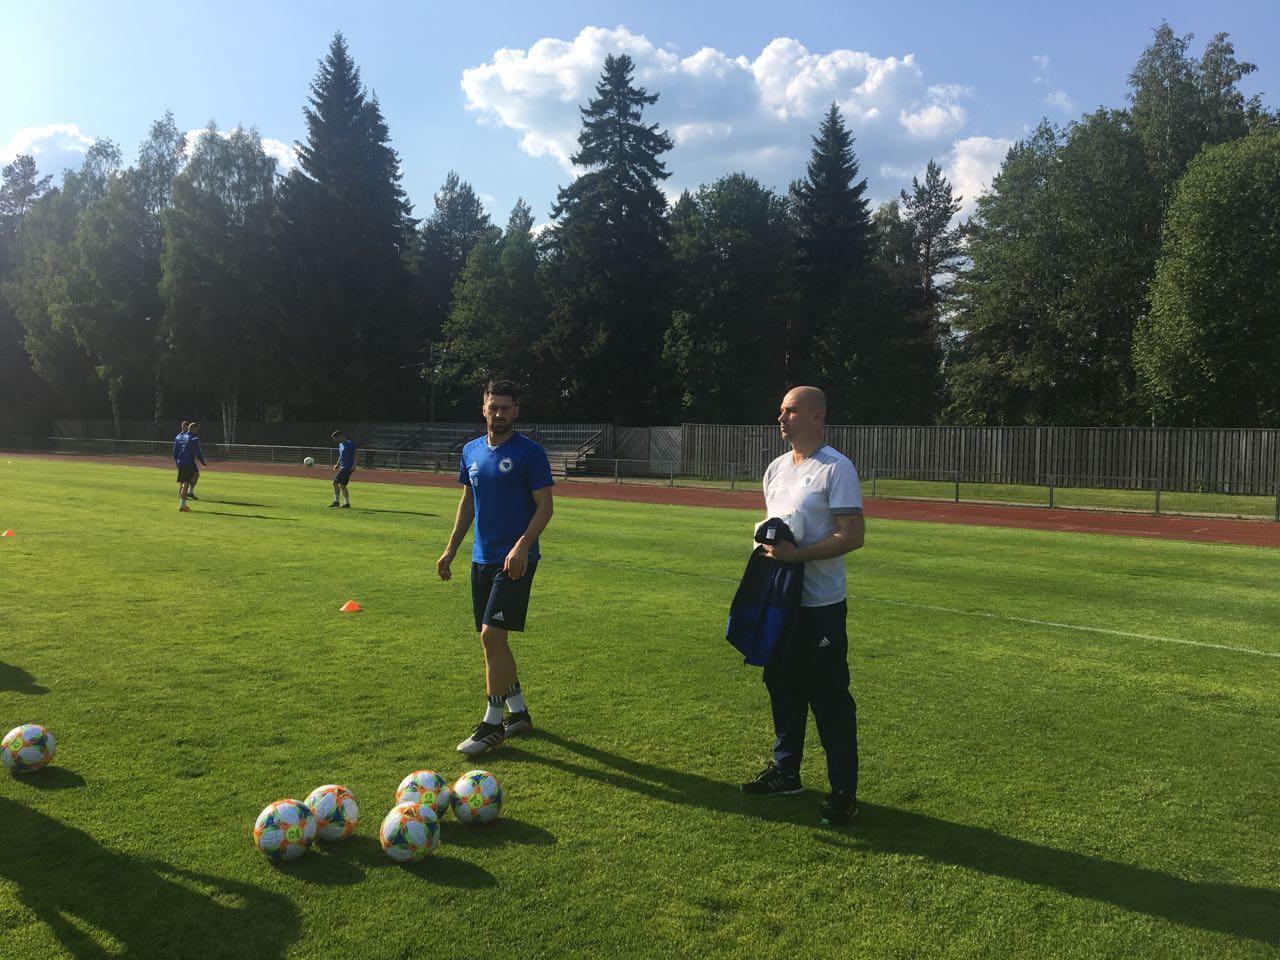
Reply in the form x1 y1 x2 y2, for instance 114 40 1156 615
763 444 863 607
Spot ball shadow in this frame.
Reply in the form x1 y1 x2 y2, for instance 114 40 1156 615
11 766 86 790
443 816 556 849
0 662 48 694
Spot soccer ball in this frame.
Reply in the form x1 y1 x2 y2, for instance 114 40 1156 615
451 769 503 825
2 724 55 773
303 456 315 467
304 784 360 842
379 802 441 862
395 770 452 818
254 799 317 862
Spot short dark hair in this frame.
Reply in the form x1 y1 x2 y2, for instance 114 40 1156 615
331 429 344 441
180 420 191 429
188 421 200 431
484 379 518 404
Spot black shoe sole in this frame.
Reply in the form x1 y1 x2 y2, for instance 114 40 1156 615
741 785 804 796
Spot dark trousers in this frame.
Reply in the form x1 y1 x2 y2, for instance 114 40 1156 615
763 600 858 796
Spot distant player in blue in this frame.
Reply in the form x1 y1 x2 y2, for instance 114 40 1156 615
173 421 189 498
176 421 208 512
330 430 356 508
437 380 554 756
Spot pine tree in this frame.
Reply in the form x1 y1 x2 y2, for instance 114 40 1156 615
437 199 545 416
899 160 963 310
788 103 872 386
543 53 674 423
275 32 415 419
0 156 57 432
160 125 278 442
416 171 496 349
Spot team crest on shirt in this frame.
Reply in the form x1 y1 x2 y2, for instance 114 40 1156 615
802 473 817 488
499 457 514 474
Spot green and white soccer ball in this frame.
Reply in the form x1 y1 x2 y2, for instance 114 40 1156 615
254 799 317 862
2 723 55 774
303 456 315 467
379 802 441 862
451 769 503 825
304 784 360 842
396 770 452 819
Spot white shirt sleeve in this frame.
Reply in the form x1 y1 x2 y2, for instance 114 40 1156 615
829 459 863 514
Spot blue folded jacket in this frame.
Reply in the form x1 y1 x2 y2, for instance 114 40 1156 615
725 518 805 667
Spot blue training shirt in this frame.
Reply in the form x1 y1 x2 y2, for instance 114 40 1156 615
173 431 187 462
337 440 356 469
177 435 206 466
458 432 554 564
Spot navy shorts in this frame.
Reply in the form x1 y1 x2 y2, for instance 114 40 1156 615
177 463 199 483
335 467 353 486
471 561 538 632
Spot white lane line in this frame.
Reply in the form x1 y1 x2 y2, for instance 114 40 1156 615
848 594 1280 660
552 555 1280 660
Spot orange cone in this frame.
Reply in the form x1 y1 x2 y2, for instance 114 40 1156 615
339 600 362 613
1 530 12 537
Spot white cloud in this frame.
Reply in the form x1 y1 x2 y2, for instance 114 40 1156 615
1032 54 1051 71
1045 89 1075 114
0 123 95 166
183 127 298 171
461 27 980 204
946 136 1015 216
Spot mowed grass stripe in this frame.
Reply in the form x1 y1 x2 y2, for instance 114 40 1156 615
1 456 1278 960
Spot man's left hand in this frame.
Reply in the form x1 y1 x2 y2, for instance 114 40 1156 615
763 540 801 563
504 544 530 580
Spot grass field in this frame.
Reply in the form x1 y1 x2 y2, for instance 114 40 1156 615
1 456 1278 960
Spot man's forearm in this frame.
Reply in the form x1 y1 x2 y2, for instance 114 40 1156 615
446 498 475 552
516 506 552 550
793 528 863 563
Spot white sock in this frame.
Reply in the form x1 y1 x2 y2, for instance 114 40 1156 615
483 694 504 725
505 683 526 714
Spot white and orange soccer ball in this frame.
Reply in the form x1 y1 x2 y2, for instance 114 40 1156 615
253 799 317 862
2 724 56 774
304 784 360 842
451 769 503 825
379 802 441 862
395 770 452 819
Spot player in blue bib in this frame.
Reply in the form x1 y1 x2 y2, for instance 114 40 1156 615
438 379 554 756
330 430 357 508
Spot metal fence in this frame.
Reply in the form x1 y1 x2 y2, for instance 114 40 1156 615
682 424 1280 495
8 425 1280 520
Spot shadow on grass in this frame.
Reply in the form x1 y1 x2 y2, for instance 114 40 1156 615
444 816 556 849
509 731 1280 945
0 662 48 694
0 797 299 959
10 766 86 790
196 499 268 508
197 511 299 523
353 508 440 518
318 832 497 888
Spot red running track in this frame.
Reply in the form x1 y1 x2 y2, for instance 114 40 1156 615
6 452 1280 548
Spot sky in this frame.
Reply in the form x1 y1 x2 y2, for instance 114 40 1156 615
3 0 1278 224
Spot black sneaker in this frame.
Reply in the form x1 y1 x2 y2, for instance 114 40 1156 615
741 762 803 796
456 721 505 756
187 493 199 500
328 502 341 508
339 503 351 509
503 710 533 738
818 791 858 826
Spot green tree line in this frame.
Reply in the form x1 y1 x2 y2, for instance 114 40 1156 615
1 25 1277 435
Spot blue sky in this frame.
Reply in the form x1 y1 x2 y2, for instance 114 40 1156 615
3 0 1277 223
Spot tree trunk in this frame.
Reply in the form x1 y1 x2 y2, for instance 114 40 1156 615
153 371 164 438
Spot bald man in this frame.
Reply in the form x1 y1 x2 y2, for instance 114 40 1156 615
741 386 865 826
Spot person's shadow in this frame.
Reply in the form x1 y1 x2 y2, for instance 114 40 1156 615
0 662 48 695
506 731 1280 945
0 797 299 959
